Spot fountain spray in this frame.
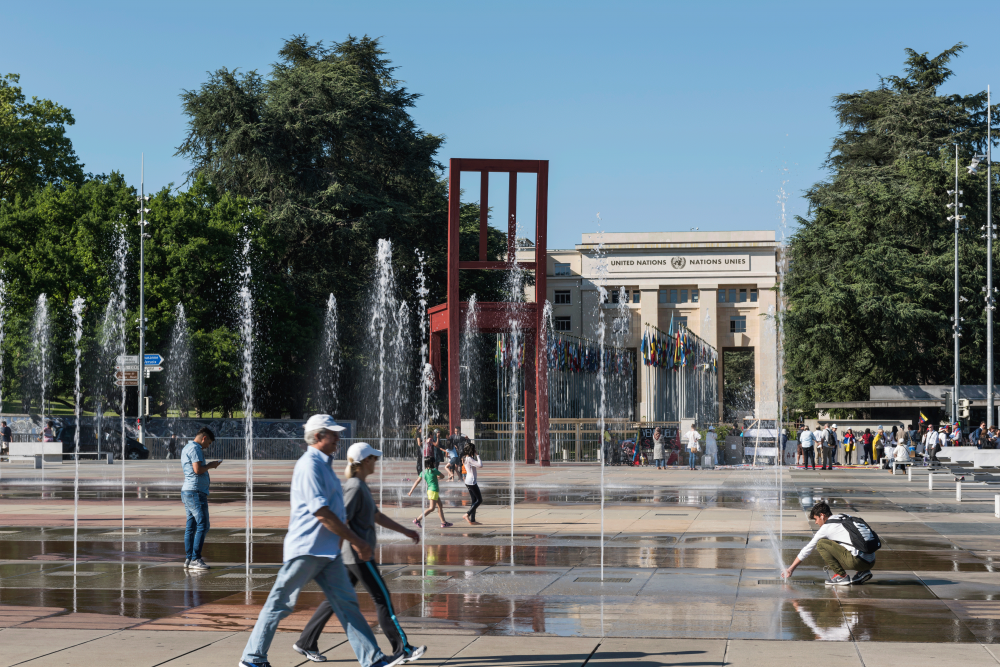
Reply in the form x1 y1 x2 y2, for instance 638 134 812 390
320 294 340 415
72 297 85 574
591 221 610 581
238 235 255 574
415 250 431 576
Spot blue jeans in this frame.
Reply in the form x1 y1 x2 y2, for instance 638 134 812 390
688 451 698 468
182 490 209 560
242 554 386 667
653 458 664 467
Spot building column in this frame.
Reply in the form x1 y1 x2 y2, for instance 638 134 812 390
639 288 659 422
698 285 722 423
755 283 779 423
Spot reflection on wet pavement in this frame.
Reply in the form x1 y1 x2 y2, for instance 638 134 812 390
3 463 1000 642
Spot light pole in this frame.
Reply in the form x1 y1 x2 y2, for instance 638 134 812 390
136 156 151 444
948 144 964 425
971 87 994 427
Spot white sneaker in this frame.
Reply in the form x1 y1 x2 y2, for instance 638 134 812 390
189 558 210 570
292 644 327 662
183 559 190 569
403 645 427 663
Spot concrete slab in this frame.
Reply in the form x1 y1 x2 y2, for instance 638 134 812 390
724 639 862 666
589 637 727 665
0 628 117 667
857 641 1000 666
156 630 334 667
445 635 600 666
17 630 232 667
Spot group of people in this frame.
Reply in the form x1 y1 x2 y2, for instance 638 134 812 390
648 424 718 470
180 416 492 666
414 428 484 527
795 421 983 470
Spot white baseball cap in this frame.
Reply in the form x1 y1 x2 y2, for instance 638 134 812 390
831 424 837 428
347 442 382 462
303 414 346 434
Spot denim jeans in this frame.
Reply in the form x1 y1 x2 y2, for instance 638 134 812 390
241 554 386 667
653 458 664 467
181 490 209 560
688 451 698 468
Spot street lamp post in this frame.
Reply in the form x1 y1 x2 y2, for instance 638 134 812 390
972 88 995 427
948 144 964 425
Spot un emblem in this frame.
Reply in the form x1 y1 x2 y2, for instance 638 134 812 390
671 256 686 270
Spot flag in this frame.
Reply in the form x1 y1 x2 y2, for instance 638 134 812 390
919 412 927 424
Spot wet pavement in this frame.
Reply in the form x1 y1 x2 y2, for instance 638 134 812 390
2 459 1000 652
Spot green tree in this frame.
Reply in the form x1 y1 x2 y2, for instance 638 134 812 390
0 74 84 203
784 44 999 417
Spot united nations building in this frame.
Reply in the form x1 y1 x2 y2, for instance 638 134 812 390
520 231 781 425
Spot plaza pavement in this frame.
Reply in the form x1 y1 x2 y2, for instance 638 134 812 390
1 459 1000 665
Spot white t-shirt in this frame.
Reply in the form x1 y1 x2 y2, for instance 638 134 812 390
812 429 825 445
686 430 701 451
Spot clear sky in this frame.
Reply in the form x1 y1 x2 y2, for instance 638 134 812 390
3 0 995 249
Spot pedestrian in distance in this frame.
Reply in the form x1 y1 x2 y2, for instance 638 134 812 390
781 501 878 586
705 425 718 467
181 427 220 570
820 424 837 470
461 442 483 525
842 429 856 466
971 421 987 449
685 423 701 469
444 439 460 482
41 420 55 442
860 428 873 465
873 426 886 465
0 420 11 458
240 415 407 667
167 433 178 460
812 425 825 469
891 438 911 474
293 442 425 665
408 457 452 528
799 425 816 470
652 427 665 470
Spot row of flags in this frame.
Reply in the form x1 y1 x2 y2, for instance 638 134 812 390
494 333 634 376
640 324 717 372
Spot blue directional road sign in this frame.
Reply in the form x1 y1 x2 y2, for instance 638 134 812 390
144 353 164 366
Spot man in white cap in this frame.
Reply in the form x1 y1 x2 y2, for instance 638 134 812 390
240 415 406 667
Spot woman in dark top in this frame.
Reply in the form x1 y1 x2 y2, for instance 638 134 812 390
293 442 425 664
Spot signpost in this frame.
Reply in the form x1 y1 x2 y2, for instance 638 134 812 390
144 354 164 366
115 379 139 387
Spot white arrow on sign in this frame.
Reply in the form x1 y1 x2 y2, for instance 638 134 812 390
144 366 164 373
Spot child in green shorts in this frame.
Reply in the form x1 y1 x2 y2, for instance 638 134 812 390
408 457 452 528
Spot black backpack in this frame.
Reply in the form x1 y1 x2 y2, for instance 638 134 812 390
827 514 882 554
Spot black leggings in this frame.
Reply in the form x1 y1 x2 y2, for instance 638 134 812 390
465 483 483 521
298 560 409 655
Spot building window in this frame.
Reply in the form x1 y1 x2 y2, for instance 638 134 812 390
730 316 746 333
632 291 640 304
728 289 737 303
750 288 758 303
680 289 688 303
554 316 571 332
658 289 668 304
670 289 678 303
554 262 571 276
554 290 571 305
717 290 725 303
692 289 699 303
739 289 747 303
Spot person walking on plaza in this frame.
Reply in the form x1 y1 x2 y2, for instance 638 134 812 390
971 421 987 449
706 425 718 467
181 427 219 570
781 501 878 586
873 426 886 464
923 425 939 464
293 442 425 665
685 423 701 470
812 425 825 468
0 420 11 458
461 442 483 525
652 427 665 470
240 415 406 667
799 425 816 470
408 458 451 528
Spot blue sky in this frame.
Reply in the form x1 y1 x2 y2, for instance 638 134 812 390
3 0 995 249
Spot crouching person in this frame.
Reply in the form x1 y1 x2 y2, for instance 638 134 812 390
781 501 879 586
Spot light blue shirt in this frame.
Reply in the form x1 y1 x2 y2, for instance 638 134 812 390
181 441 210 494
798 430 815 448
283 446 346 562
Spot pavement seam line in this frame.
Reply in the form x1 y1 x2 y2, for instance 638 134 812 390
438 635 479 665
7 629 122 667
147 631 238 667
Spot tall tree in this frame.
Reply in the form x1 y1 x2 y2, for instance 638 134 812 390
785 44 1000 417
0 74 84 203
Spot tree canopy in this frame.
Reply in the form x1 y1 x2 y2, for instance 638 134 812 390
784 44 1000 417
